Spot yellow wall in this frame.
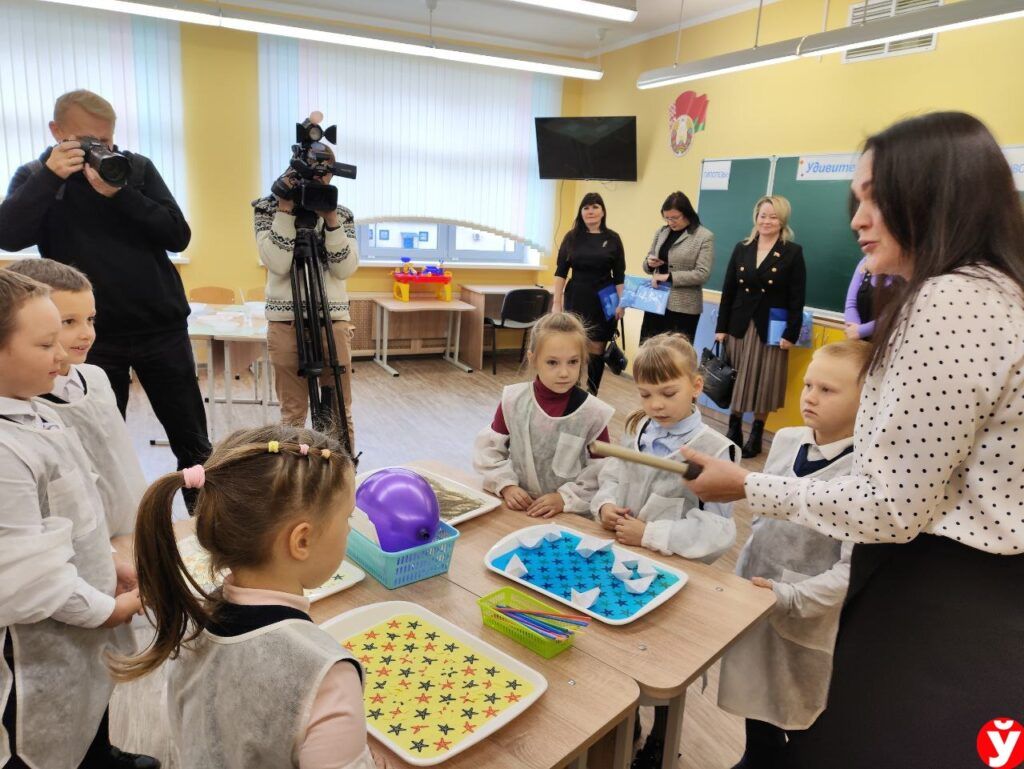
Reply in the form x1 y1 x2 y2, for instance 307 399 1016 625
559 0 1024 429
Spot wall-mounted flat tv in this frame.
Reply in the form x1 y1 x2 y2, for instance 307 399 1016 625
535 116 637 182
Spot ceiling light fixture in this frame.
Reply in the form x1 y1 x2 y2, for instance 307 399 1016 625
36 0 604 80
505 0 637 23
638 0 1024 89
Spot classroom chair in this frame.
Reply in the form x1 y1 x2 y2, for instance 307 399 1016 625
484 288 551 375
188 286 237 305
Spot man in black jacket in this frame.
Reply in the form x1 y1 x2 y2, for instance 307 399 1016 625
0 90 210 511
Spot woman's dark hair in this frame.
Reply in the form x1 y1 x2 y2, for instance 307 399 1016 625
661 191 700 233
567 192 609 247
862 111 1024 372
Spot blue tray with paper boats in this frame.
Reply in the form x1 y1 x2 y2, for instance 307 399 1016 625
484 524 688 625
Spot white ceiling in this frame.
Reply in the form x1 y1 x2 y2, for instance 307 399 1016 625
240 0 771 58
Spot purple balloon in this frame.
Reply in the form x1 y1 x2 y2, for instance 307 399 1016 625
355 468 441 553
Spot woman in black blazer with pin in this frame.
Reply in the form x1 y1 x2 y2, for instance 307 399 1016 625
715 195 805 457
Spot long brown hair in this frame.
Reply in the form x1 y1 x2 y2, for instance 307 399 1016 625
862 112 1024 373
111 425 353 681
625 333 701 433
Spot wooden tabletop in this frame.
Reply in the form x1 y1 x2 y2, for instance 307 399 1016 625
375 297 475 313
133 519 639 769
409 461 776 701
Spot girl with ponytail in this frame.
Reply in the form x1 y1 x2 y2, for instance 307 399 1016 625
113 424 374 769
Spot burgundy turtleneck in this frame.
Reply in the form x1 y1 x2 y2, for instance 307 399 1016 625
490 379 610 448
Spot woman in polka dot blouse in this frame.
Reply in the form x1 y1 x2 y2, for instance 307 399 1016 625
682 112 1024 769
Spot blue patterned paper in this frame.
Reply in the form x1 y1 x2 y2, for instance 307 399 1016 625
490 531 680 621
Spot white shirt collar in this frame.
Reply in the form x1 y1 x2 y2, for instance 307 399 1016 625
51 366 86 403
808 431 854 461
0 396 59 429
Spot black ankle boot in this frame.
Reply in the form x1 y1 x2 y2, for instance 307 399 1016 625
727 413 744 446
110 747 162 769
742 419 765 458
587 353 606 395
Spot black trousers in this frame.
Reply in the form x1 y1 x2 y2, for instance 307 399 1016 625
786 535 1024 769
88 327 211 508
2 635 111 769
639 309 700 345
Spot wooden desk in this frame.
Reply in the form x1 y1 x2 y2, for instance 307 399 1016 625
373 297 475 377
459 285 552 371
137 521 639 769
410 461 776 769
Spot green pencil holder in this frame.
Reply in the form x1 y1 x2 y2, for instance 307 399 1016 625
478 586 577 659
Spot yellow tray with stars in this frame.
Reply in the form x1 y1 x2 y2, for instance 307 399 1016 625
322 601 547 766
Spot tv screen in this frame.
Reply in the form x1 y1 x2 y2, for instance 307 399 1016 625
535 116 637 182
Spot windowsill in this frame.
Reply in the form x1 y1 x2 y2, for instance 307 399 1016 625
1 250 190 265
359 260 547 271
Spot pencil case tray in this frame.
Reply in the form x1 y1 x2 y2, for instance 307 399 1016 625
478 586 575 659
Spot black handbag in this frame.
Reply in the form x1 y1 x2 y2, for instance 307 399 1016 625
701 341 737 408
604 319 628 375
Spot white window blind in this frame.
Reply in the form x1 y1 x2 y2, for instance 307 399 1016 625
259 36 563 255
0 0 187 209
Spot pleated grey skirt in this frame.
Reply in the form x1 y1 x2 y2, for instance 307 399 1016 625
725 321 789 414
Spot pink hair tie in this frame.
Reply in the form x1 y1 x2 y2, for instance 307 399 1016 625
299 444 310 456
182 465 206 490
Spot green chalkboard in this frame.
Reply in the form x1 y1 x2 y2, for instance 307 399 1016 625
697 158 771 293
771 156 862 313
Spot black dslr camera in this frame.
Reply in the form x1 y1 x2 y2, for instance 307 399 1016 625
78 137 132 187
271 114 356 213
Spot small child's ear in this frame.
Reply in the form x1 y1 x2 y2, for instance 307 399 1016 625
692 374 705 400
286 521 314 561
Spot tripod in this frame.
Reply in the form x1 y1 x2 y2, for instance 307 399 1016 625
288 206 354 460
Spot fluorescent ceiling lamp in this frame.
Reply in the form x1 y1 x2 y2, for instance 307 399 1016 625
35 0 603 80
797 0 1024 56
505 0 638 23
637 0 1024 88
637 38 799 89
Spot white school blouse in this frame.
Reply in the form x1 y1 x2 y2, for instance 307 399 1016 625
746 267 1024 554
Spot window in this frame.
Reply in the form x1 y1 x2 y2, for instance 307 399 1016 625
357 223 530 265
258 36 562 265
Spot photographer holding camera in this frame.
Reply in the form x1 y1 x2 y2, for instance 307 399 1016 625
0 89 210 508
252 138 359 449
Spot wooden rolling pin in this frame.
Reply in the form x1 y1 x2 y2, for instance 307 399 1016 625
589 440 703 480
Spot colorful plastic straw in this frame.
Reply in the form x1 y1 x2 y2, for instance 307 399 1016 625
495 605 590 641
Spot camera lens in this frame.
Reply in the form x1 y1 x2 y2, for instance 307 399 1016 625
97 155 131 186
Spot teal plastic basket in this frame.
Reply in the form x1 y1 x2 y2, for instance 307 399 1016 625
346 521 459 589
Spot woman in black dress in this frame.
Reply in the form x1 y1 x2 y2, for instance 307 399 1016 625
552 192 625 394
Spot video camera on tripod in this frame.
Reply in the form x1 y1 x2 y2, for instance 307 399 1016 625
271 114 357 212
273 112 358 460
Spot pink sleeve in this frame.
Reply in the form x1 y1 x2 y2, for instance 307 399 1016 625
299 661 368 769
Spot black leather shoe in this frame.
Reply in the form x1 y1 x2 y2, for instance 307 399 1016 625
110 747 162 769
742 419 765 458
631 736 665 769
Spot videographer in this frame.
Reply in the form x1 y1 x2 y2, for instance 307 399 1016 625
0 89 210 508
252 144 359 448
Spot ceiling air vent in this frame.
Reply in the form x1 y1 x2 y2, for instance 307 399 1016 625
842 0 940 63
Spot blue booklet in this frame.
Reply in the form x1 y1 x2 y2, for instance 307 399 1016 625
619 275 671 315
598 283 620 320
768 308 814 347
